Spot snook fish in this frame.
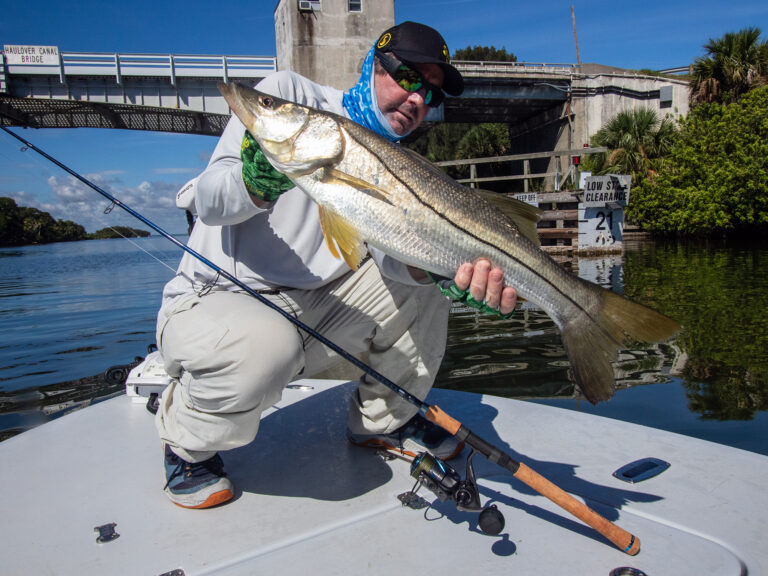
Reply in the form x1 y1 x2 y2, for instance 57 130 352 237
218 82 680 404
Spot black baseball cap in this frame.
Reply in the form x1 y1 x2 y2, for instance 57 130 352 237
374 21 464 96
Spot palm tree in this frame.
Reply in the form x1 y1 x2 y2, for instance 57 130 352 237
691 27 768 105
582 108 677 184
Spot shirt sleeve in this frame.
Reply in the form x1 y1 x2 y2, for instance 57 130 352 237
193 73 301 226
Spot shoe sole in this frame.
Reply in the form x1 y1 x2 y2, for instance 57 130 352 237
165 486 234 509
162 443 234 509
349 437 465 461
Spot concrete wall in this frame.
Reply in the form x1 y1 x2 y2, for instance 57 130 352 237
274 0 395 90
571 71 690 148
547 72 690 189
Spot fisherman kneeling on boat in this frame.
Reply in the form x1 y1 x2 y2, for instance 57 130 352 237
156 21 517 509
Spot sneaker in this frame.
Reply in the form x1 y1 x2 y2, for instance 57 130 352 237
348 413 464 460
163 444 234 509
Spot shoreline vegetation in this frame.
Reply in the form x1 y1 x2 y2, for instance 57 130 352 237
0 197 149 247
410 28 768 238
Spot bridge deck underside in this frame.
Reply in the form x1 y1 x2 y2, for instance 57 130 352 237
444 96 562 124
0 76 570 135
0 96 229 136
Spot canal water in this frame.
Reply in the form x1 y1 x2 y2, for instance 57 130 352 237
1 235 767 455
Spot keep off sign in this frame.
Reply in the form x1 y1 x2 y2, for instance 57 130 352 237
583 175 631 208
3 45 60 65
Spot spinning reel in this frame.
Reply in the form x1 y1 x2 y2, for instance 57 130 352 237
401 450 505 535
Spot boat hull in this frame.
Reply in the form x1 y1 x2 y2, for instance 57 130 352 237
0 380 765 575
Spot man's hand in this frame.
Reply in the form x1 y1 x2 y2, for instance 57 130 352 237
426 259 517 318
454 259 517 316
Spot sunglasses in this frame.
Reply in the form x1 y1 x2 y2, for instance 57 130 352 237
375 50 445 108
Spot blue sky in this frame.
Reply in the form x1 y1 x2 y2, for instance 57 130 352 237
1 0 767 233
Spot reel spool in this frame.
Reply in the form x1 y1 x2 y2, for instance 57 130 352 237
409 451 505 535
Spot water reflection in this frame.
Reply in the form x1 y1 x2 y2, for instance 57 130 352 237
438 237 768 425
436 250 682 397
1 236 767 453
623 237 768 421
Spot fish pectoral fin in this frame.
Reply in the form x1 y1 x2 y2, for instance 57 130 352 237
476 190 543 247
317 206 367 270
325 168 393 205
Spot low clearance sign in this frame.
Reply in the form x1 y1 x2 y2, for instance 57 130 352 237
583 175 631 207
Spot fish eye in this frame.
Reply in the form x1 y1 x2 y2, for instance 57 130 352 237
260 96 274 108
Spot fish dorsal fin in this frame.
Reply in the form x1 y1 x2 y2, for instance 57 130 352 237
317 206 367 270
476 190 542 246
325 168 393 205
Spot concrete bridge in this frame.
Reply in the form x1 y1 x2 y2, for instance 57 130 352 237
0 48 689 185
0 50 276 136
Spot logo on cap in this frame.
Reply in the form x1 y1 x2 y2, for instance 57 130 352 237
442 44 449 61
377 33 392 49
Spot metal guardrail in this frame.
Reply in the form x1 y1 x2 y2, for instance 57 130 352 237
2 51 277 85
451 60 576 76
437 147 608 191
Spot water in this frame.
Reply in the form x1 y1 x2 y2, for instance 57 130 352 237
0 236 179 438
437 236 768 456
1 235 767 456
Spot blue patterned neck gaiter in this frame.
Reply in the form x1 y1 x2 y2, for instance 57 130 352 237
343 47 404 142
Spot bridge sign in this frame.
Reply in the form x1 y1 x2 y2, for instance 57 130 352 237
583 174 631 208
3 45 60 66
577 174 631 250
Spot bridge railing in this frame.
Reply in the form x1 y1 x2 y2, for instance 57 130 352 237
451 60 576 77
3 51 277 84
436 147 608 191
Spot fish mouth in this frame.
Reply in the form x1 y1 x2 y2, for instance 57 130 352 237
218 81 309 145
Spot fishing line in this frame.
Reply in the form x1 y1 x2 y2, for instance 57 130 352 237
0 129 176 274
0 124 642 556
0 124 428 412
104 226 178 274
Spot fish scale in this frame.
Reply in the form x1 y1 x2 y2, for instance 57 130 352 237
220 82 680 404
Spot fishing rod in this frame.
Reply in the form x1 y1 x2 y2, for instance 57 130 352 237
1 124 640 556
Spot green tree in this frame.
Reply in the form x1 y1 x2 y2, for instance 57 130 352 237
452 45 517 62
405 123 510 182
53 219 87 242
690 27 768 105
88 226 150 239
0 197 87 245
18 206 58 244
630 86 768 235
581 108 677 186
0 197 24 246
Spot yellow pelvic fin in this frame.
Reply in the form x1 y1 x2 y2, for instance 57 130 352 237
317 206 367 270
476 190 543 246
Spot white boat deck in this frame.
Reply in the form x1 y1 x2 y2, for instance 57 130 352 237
1 380 766 575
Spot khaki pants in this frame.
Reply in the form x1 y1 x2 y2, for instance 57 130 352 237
155 259 451 462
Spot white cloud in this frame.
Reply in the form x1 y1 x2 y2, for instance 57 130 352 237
34 171 190 234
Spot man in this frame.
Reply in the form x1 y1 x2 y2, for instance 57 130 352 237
156 21 517 509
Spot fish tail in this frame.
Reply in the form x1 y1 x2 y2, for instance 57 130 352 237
561 288 680 404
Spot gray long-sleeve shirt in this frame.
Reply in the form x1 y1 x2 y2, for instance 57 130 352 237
158 71 422 323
